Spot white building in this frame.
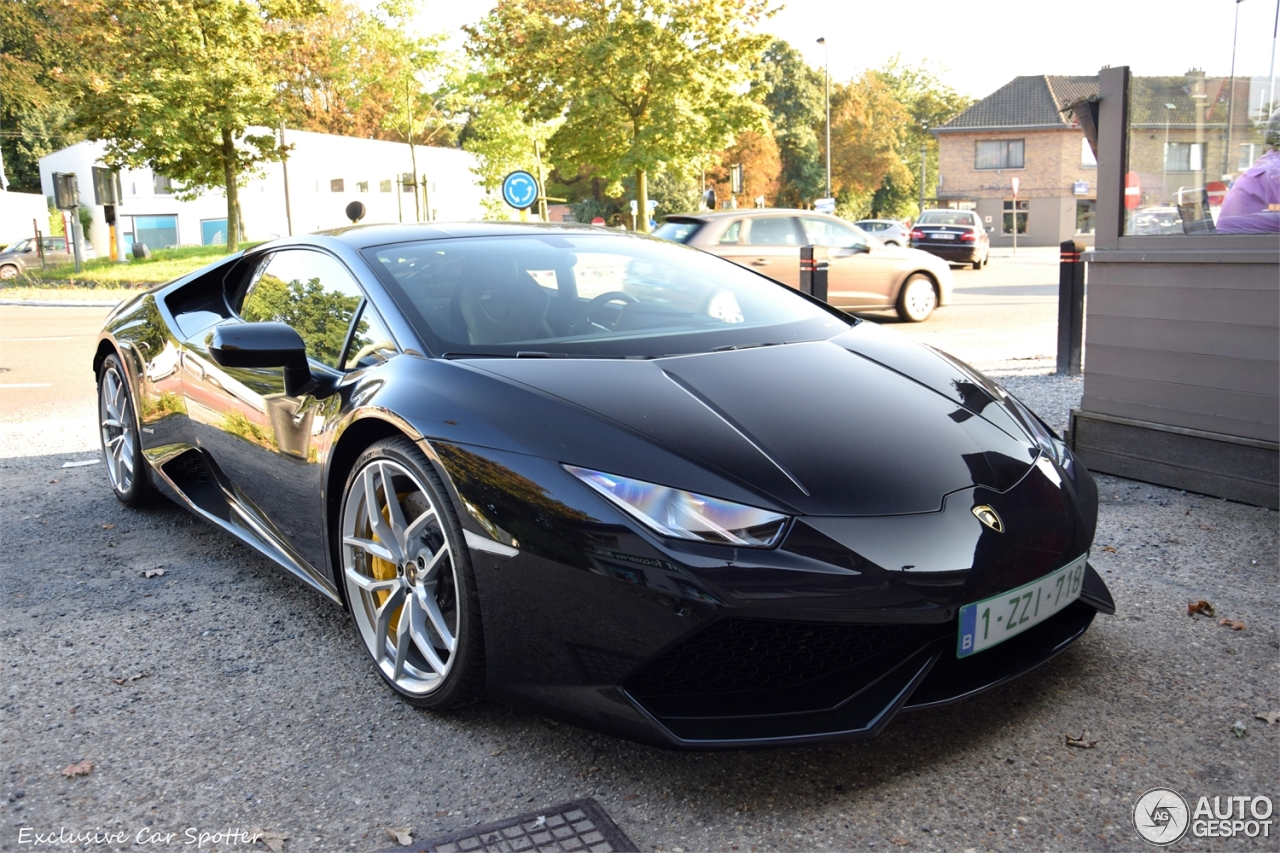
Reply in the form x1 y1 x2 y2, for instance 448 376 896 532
38 128 486 254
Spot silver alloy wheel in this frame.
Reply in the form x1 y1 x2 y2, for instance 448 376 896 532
899 275 938 322
341 458 460 697
99 363 136 494
0 264 18 280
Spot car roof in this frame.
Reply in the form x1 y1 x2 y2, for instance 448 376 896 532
664 209 826 222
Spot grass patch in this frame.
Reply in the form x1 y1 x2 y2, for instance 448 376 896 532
13 242 262 288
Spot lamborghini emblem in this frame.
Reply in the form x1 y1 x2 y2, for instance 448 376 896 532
972 505 1003 533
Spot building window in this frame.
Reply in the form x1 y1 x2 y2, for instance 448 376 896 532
1081 137 1097 168
356 180 369 193
1164 142 1204 172
1076 200 1096 234
134 214 178 249
200 219 227 245
1238 143 1262 171
976 140 1024 170
1002 200 1028 234
380 179 392 193
330 178 345 192
153 174 173 195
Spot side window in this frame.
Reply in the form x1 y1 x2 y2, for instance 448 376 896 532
801 217 866 249
239 249 363 369
719 220 743 244
745 217 801 246
343 305 398 371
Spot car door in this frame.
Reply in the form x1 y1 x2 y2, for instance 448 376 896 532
726 215 803 288
180 248 393 573
800 216 900 309
41 237 71 266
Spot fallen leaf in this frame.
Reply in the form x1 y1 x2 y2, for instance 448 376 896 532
49 478 58 484
622 794 640 801
1101 545 1117 553
890 838 911 847
1218 619 1246 631
1230 720 1248 738
385 826 413 846
489 745 506 757
1254 711 1280 725
533 816 547 829
60 760 93 777
1065 731 1098 749
101 523 115 530
111 672 149 686
1187 600 1215 617
249 827 287 852
142 569 166 579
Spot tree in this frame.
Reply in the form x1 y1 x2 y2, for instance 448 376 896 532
466 0 773 232
0 1 82 193
754 40 825 208
707 130 781 208
827 72 912 220
62 0 321 251
872 56 973 218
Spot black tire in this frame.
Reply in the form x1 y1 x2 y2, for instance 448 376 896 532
338 436 485 709
97 353 156 506
895 273 938 322
0 264 19 280
972 254 984 270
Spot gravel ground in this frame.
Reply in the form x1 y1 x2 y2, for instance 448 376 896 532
2 362 1277 852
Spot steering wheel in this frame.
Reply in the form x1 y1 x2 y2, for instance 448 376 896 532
570 291 638 333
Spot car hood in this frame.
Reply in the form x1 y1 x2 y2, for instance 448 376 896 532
467 326 1038 516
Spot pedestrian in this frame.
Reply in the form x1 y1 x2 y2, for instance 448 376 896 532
1217 109 1280 234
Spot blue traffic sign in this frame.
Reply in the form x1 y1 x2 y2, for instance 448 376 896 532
501 170 539 210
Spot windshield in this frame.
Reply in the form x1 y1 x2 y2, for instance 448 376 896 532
6 239 32 253
363 232 847 358
918 211 975 226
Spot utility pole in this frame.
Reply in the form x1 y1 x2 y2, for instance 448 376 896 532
406 77 420 222
534 138 548 222
279 120 293 236
817 37 831 198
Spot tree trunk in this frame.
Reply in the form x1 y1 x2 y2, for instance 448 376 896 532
636 168 649 233
221 128 240 252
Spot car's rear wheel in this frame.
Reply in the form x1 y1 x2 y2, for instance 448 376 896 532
973 251 987 270
896 274 938 322
98 353 154 506
0 264 18 280
340 437 484 708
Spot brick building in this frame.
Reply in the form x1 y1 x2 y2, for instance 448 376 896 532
933 75 1100 247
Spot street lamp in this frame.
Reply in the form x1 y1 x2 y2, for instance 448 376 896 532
817 37 830 199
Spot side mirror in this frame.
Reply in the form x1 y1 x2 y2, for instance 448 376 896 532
850 243 870 254
208 322 318 397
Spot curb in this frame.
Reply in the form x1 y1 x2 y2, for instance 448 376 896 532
0 299 122 307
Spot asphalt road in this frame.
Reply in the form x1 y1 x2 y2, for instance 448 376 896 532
1 273 1276 853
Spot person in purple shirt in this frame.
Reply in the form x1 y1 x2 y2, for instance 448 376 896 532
1217 109 1280 234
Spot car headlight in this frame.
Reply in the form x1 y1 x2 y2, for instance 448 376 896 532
564 465 788 547
1004 394 1071 471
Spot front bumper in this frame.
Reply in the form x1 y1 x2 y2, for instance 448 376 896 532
437 441 1110 750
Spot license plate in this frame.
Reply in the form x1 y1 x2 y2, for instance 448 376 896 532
957 554 1088 657
932 232 956 240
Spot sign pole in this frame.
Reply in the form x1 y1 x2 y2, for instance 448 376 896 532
1010 177 1019 257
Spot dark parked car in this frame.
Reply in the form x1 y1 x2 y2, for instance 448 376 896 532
94 222 1112 749
655 210 953 322
910 209 991 269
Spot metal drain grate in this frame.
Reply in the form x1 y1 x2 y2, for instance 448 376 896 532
389 798 638 853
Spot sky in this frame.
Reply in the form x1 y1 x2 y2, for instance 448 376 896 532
414 0 1279 100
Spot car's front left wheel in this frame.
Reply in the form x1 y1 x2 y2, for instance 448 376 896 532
98 353 155 506
340 437 485 709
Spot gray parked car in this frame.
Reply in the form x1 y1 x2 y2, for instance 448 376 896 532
0 235 96 279
654 210 953 321
854 219 910 247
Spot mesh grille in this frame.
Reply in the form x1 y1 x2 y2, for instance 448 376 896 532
627 618 924 699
